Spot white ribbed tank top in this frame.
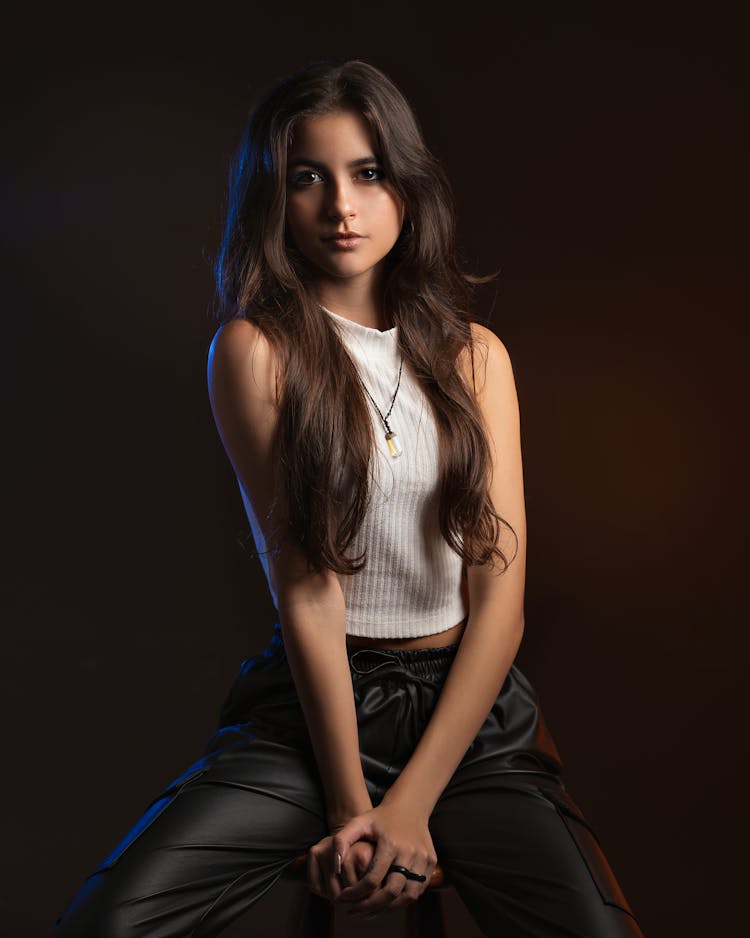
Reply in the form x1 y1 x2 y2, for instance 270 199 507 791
235 305 469 638
318 305 468 638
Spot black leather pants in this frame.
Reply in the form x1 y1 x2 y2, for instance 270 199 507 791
54 622 645 937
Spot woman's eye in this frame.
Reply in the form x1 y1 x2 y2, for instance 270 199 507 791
289 167 384 187
290 170 321 186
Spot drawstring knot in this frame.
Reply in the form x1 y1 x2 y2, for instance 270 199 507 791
349 648 402 677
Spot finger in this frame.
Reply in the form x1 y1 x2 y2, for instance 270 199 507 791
388 856 435 910
339 850 362 889
332 819 374 869
337 839 397 904
348 853 425 915
326 871 344 902
387 873 424 910
354 850 374 879
307 849 324 898
346 868 407 917
331 841 373 903
325 849 345 902
309 844 343 903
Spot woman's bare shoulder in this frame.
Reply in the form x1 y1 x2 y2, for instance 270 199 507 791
458 321 514 401
208 316 273 368
207 317 280 408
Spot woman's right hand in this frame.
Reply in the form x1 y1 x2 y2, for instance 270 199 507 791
338 840 376 890
307 836 375 901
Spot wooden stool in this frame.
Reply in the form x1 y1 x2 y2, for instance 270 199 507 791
281 851 451 937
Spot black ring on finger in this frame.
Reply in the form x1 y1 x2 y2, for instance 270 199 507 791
386 864 426 882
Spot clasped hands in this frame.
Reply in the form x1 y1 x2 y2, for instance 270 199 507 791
307 798 438 918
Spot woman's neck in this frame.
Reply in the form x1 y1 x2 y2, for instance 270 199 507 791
314 282 389 331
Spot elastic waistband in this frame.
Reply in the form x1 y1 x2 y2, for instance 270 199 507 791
270 621 459 683
347 643 459 682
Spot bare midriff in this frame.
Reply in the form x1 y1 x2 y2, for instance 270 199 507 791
345 615 468 651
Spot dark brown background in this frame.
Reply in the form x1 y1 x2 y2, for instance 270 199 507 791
4 5 745 937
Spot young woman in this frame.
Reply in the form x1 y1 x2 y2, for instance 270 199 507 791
54 59 646 937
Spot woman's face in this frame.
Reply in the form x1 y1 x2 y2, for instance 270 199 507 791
284 108 405 288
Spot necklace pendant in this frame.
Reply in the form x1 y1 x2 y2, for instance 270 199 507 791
385 430 403 459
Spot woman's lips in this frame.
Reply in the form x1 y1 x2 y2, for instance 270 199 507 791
326 235 364 250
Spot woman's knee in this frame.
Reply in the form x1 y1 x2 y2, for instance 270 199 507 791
430 780 645 937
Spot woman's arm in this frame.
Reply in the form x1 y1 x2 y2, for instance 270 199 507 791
381 322 527 817
333 323 527 913
207 319 372 828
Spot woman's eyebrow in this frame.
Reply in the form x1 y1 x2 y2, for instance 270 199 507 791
287 155 381 170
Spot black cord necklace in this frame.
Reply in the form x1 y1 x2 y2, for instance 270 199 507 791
357 358 404 459
320 303 404 458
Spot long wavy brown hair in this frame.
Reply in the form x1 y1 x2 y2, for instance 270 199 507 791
210 58 517 576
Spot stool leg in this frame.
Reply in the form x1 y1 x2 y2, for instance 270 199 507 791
299 892 335 938
283 883 307 938
283 885 334 938
406 890 448 938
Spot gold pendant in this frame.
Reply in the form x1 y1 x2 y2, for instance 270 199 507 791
385 430 403 458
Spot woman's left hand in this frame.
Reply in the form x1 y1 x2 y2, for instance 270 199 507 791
329 798 438 917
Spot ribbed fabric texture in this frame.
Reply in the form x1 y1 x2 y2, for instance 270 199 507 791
318 305 468 638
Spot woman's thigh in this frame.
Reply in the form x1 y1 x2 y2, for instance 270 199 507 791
53 728 329 938
430 774 645 938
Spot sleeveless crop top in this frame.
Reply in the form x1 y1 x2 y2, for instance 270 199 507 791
236 304 469 639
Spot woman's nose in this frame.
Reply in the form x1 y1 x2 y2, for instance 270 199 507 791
325 177 356 220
